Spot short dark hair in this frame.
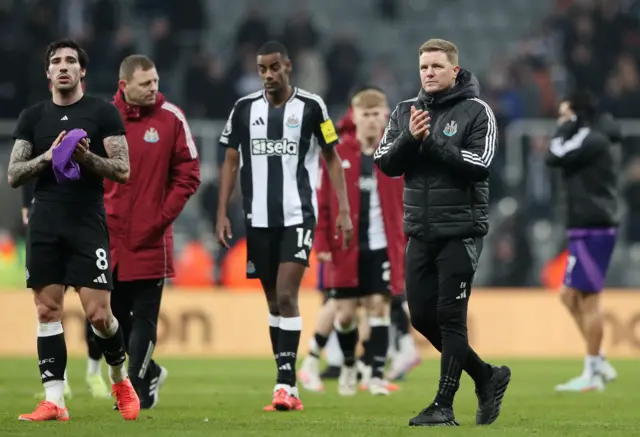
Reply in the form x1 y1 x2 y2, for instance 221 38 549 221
119 54 156 80
564 90 597 121
44 38 89 70
257 41 289 58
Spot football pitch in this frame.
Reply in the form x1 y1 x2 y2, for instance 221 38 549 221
0 358 638 436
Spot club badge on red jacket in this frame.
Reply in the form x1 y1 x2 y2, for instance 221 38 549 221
105 91 200 281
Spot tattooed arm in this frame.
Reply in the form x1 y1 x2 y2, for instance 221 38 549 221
77 135 130 183
7 139 51 188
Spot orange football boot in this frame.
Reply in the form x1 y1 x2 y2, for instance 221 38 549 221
112 378 140 420
271 388 304 411
19 401 69 422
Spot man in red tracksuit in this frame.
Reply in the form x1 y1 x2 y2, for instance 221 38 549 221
307 87 405 396
105 54 200 409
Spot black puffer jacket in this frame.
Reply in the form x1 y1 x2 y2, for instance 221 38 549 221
545 113 622 229
373 69 498 242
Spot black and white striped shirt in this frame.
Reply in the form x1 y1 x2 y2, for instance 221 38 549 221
219 88 339 228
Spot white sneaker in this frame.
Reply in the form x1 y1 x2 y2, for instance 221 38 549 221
555 373 605 392
298 355 324 392
357 361 372 391
148 365 169 409
338 365 357 396
369 377 390 396
386 351 421 381
601 360 617 383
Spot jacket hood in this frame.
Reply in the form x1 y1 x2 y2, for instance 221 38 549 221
417 69 480 108
113 90 165 120
596 112 623 144
337 107 356 138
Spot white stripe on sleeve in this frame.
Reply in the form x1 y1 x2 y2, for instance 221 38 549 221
462 98 497 167
549 127 591 157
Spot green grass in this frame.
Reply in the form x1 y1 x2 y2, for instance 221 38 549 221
0 357 637 436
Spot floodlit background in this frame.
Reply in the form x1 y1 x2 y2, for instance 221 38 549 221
0 1 639 435
0 0 639 355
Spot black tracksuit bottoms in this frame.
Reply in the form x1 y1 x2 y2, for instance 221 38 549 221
405 236 491 406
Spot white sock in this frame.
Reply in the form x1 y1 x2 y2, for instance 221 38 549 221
309 336 322 357
399 333 417 356
274 383 299 398
108 361 128 384
44 380 65 408
584 355 602 378
87 358 101 377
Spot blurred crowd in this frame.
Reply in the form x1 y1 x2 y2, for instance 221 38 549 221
1 0 640 286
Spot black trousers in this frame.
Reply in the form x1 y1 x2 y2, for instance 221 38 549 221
110 270 164 388
405 236 482 357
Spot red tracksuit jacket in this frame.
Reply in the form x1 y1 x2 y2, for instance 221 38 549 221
105 91 201 281
314 136 406 295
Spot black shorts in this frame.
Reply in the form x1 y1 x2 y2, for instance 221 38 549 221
246 219 315 285
26 201 113 290
326 248 391 300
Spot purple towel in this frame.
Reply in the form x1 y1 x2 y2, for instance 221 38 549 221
52 129 87 183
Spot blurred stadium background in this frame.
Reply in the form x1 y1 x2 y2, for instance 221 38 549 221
0 0 638 370
1 0 640 434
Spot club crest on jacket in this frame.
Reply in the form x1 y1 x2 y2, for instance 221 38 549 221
443 120 458 137
144 127 160 143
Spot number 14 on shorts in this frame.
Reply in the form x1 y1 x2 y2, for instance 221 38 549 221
296 228 313 249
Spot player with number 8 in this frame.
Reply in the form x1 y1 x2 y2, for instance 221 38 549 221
8 38 139 422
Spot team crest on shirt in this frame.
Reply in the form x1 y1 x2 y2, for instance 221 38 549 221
443 120 458 137
144 128 160 143
286 114 300 129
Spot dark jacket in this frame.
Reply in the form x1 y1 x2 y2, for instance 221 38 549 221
545 113 621 229
373 69 497 241
105 91 201 281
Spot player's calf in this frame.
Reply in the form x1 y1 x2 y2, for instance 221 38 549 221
364 295 391 390
334 299 359 396
78 288 140 420
30 286 68 414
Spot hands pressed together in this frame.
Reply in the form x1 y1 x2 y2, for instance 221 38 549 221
409 106 431 141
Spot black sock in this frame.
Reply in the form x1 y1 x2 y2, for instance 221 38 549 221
396 307 410 336
91 317 126 368
269 314 280 368
361 339 371 366
37 321 67 386
85 319 102 361
276 317 301 387
391 297 410 335
310 332 328 358
369 320 390 379
335 321 358 367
